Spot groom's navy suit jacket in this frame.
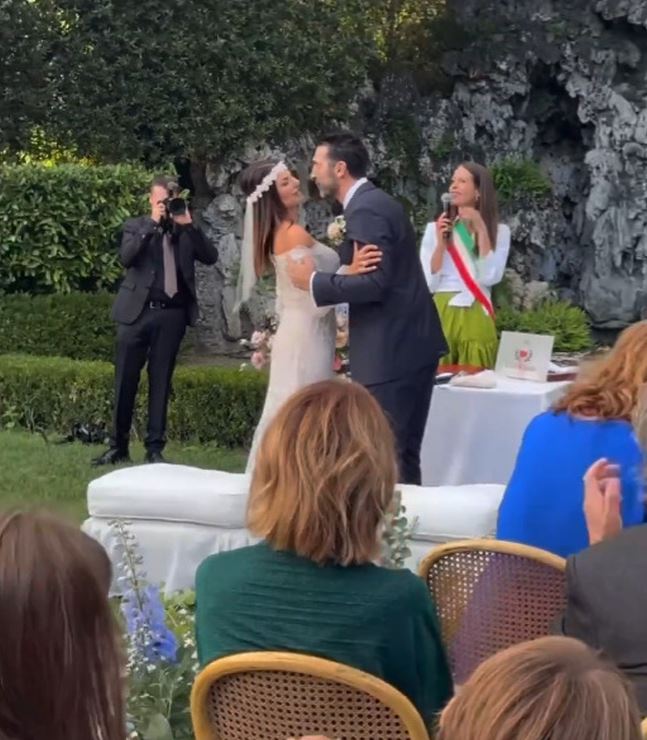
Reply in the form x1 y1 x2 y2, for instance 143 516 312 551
312 182 447 386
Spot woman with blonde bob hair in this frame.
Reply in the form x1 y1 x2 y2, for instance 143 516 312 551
438 636 642 740
196 380 452 727
0 509 125 740
497 321 647 557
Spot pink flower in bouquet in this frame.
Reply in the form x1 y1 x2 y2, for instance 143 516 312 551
251 351 267 370
250 330 265 347
333 354 343 373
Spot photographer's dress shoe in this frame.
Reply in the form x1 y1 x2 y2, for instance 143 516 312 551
145 451 166 464
92 447 130 467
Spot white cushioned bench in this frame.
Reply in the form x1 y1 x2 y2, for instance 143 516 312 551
83 463 504 593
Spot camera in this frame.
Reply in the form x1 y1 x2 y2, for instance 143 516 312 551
160 182 187 232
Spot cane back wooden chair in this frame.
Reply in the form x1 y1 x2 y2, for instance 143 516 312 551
191 651 431 740
419 538 567 684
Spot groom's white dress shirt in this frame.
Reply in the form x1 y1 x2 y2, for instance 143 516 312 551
342 177 368 209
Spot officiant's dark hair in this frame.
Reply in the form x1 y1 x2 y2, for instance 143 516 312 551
318 132 369 179
239 159 290 278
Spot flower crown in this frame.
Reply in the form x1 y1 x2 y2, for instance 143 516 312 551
246 161 288 205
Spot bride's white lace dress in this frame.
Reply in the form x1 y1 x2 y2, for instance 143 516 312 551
245 243 340 472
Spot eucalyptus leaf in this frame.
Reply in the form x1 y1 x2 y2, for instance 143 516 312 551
142 713 174 740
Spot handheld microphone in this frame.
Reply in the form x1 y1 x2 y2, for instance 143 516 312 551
441 192 453 215
440 192 454 240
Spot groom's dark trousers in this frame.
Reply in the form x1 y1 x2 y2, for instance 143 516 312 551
312 182 447 484
366 362 438 485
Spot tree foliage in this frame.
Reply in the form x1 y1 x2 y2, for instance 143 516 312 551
0 0 52 153
38 0 376 166
1 0 462 167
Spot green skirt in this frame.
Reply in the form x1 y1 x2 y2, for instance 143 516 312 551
434 292 498 368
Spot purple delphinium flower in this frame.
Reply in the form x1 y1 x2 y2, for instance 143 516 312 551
122 584 178 665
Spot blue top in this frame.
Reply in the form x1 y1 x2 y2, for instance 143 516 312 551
497 411 645 558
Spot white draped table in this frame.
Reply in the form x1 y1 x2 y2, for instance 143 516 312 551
421 377 570 487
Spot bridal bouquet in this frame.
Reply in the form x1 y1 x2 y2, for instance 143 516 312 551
240 315 278 370
242 311 350 376
334 305 350 376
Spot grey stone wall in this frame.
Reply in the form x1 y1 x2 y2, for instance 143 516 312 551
193 0 647 352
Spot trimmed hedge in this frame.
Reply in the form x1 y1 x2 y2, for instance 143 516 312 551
496 300 593 353
0 162 153 293
0 354 267 447
0 292 115 361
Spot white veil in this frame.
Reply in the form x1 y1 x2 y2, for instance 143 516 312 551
233 161 288 313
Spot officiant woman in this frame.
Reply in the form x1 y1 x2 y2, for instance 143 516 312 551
420 163 510 369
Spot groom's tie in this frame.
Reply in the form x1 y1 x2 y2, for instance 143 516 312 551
162 233 178 298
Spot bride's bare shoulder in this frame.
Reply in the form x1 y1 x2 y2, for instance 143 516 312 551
274 222 315 256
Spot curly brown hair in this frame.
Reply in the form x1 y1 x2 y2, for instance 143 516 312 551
553 321 647 420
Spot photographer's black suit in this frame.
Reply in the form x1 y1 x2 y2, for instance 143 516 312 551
108 216 218 457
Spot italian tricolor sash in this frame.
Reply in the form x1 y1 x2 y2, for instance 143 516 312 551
446 220 495 319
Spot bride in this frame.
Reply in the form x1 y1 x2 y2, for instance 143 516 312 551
234 160 379 472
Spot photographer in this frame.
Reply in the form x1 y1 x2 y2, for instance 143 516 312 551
93 175 218 466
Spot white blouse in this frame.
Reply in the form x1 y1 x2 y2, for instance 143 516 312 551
419 221 511 311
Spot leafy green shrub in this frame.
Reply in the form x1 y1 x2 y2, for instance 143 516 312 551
0 162 153 293
491 159 552 202
496 300 593 352
0 354 267 447
0 292 115 361
492 273 515 310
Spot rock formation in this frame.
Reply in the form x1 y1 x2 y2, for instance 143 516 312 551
194 0 647 353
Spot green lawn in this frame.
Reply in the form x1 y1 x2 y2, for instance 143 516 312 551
0 430 247 522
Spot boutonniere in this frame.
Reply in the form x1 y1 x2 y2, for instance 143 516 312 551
326 215 346 247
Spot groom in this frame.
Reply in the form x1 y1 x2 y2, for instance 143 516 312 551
288 132 447 484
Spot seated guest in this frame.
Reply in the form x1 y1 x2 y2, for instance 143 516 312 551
0 510 124 740
420 163 510 368
195 380 453 728
437 636 642 740
557 458 647 713
497 321 647 557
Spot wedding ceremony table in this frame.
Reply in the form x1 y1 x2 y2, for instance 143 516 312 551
421 377 571 487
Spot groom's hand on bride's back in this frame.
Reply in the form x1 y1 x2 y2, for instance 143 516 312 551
348 242 382 275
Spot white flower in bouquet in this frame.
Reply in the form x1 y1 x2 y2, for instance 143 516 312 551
327 216 346 246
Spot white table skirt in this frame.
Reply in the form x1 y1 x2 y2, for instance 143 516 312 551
421 377 569 487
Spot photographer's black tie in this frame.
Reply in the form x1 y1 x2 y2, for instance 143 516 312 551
162 234 178 298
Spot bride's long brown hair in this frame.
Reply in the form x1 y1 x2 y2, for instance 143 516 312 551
239 160 291 278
